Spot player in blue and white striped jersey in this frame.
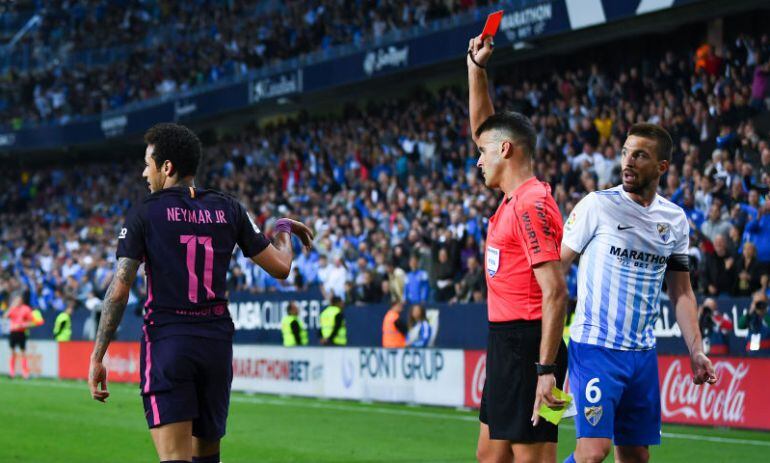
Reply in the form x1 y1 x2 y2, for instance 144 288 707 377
561 123 717 463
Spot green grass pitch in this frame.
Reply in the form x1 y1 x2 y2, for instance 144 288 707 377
0 377 767 462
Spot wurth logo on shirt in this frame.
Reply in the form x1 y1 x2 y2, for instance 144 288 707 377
521 201 551 254
521 213 540 254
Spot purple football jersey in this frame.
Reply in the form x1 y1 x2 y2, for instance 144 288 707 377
116 186 269 340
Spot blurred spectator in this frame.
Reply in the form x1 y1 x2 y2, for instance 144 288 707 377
433 247 456 302
385 260 407 303
319 256 347 301
295 248 320 286
281 301 308 346
382 302 407 348
453 256 485 303
698 298 733 355
701 204 732 244
680 189 706 231
227 265 247 293
404 256 429 304
738 291 770 355
733 242 763 296
358 270 385 304
319 295 346 346
750 61 769 111
702 234 737 296
744 201 770 265
53 304 74 342
406 304 432 347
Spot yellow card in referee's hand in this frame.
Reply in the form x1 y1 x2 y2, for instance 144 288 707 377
538 387 572 425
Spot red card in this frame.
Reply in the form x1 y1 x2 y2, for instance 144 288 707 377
481 10 504 40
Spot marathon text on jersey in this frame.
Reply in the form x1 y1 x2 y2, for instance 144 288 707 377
609 245 668 264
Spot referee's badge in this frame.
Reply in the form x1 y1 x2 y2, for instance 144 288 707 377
486 246 500 277
584 405 603 426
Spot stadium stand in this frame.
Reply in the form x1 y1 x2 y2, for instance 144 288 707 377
1 11 769 324
0 0 480 130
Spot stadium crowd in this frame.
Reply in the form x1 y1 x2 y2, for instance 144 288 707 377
1 24 770 327
0 0 482 130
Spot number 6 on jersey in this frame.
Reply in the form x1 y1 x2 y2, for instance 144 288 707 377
586 377 602 404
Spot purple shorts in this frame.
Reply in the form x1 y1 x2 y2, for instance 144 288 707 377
140 334 233 440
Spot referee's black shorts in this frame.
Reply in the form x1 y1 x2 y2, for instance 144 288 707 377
9 331 27 350
479 319 568 443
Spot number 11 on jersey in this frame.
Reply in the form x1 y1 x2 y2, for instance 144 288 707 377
180 235 215 303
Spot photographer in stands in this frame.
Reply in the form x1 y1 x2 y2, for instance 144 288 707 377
738 291 770 355
698 298 734 355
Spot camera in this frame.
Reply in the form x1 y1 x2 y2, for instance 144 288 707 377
698 304 715 336
747 301 768 333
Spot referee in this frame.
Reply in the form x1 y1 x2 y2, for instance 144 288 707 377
468 35 568 463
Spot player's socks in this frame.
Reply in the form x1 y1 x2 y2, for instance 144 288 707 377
9 353 15 377
160 460 191 463
21 357 29 379
563 453 576 463
192 453 220 463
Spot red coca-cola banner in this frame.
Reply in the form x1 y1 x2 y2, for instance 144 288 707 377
464 350 486 408
59 341 141 383
659 355 770 430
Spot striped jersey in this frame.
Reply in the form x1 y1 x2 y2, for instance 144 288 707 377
562 186 689 350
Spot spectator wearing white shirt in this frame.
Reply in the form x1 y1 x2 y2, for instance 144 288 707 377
595 145 620 188
570 142 597 171
320 256 348 301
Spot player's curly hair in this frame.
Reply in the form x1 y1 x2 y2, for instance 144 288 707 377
144 123 202 178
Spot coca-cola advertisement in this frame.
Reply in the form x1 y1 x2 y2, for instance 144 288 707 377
464 350 486 408
59 341 141 383
659 355 770 430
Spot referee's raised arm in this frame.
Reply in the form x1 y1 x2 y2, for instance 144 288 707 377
467 35 495 144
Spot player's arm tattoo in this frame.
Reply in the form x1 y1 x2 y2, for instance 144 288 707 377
91 257 140 362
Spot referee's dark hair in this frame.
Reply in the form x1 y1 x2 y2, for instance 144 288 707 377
628 123 673 163
144 123 203 178
474 111 536 158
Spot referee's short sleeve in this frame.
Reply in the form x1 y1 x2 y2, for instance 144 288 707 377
116 205 146 260
514 196 562 267
235 202 271 258
562 193 598 254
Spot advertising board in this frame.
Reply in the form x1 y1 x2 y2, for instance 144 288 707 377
58 341 140 383
0 340 59 378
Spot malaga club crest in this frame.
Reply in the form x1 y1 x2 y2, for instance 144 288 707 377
584 405 603 426
657 223 670 242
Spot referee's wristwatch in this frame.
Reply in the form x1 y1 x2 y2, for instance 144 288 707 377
535 363 557 376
